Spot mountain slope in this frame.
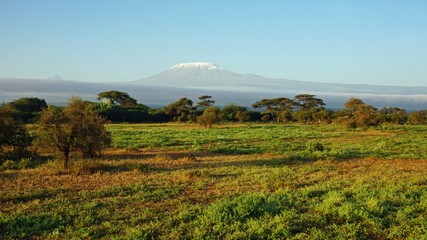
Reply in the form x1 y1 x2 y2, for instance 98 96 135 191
137 62 427 95
1 62 427 109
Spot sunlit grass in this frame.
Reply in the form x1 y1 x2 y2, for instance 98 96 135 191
1 123 427 239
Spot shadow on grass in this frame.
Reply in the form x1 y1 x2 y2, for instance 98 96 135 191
68 147 369 174
197 152 367 170
104 150 202 161
75 161 169 174
0 189 65 204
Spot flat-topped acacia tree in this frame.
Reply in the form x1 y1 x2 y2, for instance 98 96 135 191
97 90 137 107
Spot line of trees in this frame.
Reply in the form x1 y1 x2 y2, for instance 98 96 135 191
153 93 427 128
2 92 427 128
1 91 427 168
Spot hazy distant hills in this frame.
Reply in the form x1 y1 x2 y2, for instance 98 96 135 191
1 62 427 110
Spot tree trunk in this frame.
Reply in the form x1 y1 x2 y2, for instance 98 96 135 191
64 152 69 169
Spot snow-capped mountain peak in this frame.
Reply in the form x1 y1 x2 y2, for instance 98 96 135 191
170 62 220 71
138 62 266 89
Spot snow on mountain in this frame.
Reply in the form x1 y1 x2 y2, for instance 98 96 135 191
170 62 220 71
2 62 427 110
133 62 427 109
137 62 268 90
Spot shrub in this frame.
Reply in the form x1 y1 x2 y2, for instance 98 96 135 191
306 141 324 152
36 97 110 169
0 160 17 170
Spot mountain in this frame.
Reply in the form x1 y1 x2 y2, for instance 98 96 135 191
138 62 267 91
1 62 427 110
135 62 427 110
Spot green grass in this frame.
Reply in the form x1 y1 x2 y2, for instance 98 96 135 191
109 123 427 159
1 123 427 239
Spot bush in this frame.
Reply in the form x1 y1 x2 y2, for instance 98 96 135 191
0 160 17 170
306 141 324 152
0 158 33 171
17 158 32 169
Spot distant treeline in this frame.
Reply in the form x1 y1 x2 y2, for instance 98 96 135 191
1 91 427 168
1 91 427 128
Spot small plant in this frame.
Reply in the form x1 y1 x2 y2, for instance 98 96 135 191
1 160 17 170
17 158 32 169
306 141 324 152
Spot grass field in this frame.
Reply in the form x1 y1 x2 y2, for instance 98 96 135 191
1 123 427 239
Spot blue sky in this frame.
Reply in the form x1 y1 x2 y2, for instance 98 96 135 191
1 0 426 86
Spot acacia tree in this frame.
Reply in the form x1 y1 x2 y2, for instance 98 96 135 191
376 107 407 124
97 90 137 107
342 98 377 128
163 98 194 122
252 98 296 123
293 94 326 124
197 95 215 109
294 94 325 111
37 97 110 169
220 103 247 121
8 97 47 113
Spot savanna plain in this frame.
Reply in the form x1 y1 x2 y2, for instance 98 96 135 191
1 123 427 239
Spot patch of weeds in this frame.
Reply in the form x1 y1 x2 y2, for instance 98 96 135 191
0 158 35 171
306 141 325 152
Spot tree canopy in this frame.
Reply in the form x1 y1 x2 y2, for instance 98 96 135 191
197 95 215 109
198 106 221 128
8 97 47 113
163 98 194 122
252 97 296 122
294 94 325 111
97 91 137 107
0 106 32 152
37 97 110 169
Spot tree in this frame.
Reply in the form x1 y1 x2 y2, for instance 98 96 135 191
95 102 150 123
407 110 427 124
376 107 407 124
197 95 215 109
235 111 249 123
0 106 32 152
279 109 293 123
343 98 377 128
293 109 315 124
163 98 194 122
293 94 326 124
313 109 334 124
6 97 47 123
198 106 220 128
252 98 296 123
294 94 325 111
65 98 111 159
37 97 110 169
8 97 47 113
220 103 247 121
97 91 137 107
36 105 73 169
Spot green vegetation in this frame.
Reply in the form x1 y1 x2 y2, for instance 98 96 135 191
1 123 427 239
109 124 427 160
1 92 427 239
36 97 110 169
